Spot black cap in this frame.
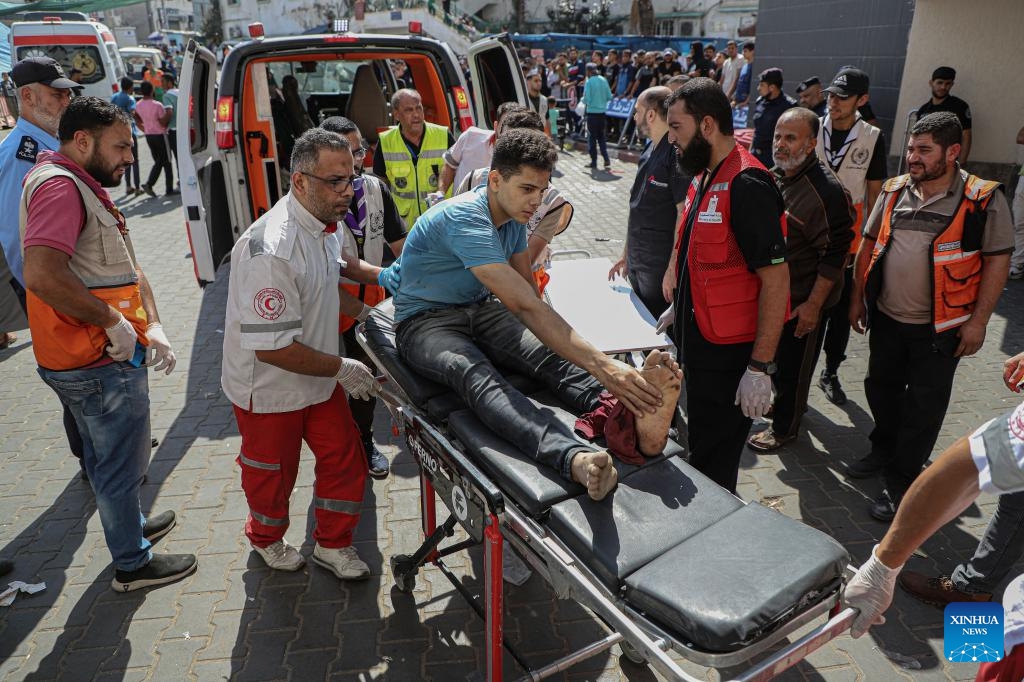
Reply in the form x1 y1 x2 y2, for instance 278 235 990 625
932 66 956 80
11 57 79 89
825 67 869 97
795 76 820 94
758 67 783 88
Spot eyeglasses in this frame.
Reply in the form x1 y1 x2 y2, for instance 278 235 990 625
301 172 357 193
353 147 367 159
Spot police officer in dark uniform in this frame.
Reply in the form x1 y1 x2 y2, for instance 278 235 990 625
796 77 826 117
917 66 972 163
749 67 796 168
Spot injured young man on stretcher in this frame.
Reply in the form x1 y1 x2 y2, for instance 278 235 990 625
377 128 681 501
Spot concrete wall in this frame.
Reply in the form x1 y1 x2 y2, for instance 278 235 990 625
752 0 915 155
893 0 1024 181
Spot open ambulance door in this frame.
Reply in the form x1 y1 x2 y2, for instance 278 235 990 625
466 33 529 130
177 40 234 286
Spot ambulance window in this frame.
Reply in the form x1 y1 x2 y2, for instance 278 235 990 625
16 46 106 86
472 49 518 128
105 44 126 80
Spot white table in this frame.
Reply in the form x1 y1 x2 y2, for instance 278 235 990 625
543 257 672 356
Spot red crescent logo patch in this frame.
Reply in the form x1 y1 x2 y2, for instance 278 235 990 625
254 288 286 320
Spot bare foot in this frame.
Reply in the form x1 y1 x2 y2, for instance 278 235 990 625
636 350 682 456
571 451 618 501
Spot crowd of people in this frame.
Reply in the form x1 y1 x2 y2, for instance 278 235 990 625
2 39 1024 676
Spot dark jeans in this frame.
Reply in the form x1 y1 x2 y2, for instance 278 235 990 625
166 129 177 167
865 311 960 498
587 113 609 165
820 265 853 374
342 325 375 441
952 491 1024 593
685 362 750 494
628 268 670 318
396 299 603 480
144 133 173 193
771 316 825 439
125 133 140 190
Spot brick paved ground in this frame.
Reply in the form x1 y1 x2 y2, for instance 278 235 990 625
0 134 1022 681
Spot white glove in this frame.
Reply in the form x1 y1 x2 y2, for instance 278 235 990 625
735 367 774 418
104 311 138 362
425 191 445 207
145 322 177 375
335 357 377 401
655 304 675 334
356 303 372 322
843 544 902 638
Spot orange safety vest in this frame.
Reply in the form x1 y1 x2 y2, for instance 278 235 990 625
683 144 788 344
865 172 1001 333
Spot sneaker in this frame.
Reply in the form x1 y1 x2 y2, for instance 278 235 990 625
1011 267 1024 281
134 188 146 197
869 489 900 523
253 539 305 571
588 161 597 169
143 510 176 544
141 184 156 197
845 453 883 479
603 159 611 169
818 370 847 405
746 429 794 452
899 571 992 608
111 553 198 592
365 440 390 479
312 544 369 580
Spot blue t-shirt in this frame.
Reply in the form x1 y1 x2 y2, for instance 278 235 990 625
111 91 138 135
380 186 528 323
735 63 752 103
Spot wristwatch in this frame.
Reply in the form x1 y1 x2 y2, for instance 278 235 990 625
748 359 777 375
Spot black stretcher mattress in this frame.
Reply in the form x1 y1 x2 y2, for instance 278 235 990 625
361 301 850 653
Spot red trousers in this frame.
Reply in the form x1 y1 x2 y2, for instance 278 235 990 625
977 643 1024 681
233 386 367 549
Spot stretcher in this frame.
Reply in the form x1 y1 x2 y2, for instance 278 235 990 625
357 299 857 681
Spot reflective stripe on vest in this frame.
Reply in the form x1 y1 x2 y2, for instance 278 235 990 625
865 173 1001 333
378 123 452 223
816 116 880 255
685 144 786 345
20 164 149 370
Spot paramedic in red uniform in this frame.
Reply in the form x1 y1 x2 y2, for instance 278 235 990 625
222 128 378 579
661 78 790 493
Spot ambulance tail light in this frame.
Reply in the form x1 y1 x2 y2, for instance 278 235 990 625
215 96 236 149
248 22 265 39
408 21 423 35
452 86 472 131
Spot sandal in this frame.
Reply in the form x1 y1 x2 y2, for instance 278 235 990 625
746 429 794 452
0 332 16 349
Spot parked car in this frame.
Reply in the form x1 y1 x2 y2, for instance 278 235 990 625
120 46 164 95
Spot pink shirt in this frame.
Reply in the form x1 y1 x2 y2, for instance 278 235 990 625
22 151 112 256
135 97 168 135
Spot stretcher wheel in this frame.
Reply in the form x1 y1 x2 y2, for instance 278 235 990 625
619 640 645 665
390 554 417 593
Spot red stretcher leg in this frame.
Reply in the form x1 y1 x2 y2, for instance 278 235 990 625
484 515 504 681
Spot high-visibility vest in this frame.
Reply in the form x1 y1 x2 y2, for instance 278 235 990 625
377 122 450 224
683 144 787 344
340 176 388 332
816 116 880 255
865 172 1001 333
20 164 149 370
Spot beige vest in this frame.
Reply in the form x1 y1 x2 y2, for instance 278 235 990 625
340 174 387 285
816 117 880 209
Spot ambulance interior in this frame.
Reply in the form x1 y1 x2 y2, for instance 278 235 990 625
235 48 523 220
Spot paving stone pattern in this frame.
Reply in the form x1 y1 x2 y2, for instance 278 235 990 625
0 137 1021 681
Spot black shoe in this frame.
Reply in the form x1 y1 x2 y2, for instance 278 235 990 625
365 440 390 479
165 189 180 196
152 437 159 448
869 490 900 523
588 161 597 169
143 511 176 544
818 370 847 405
111 553 197 592
141 184 156 198
0 559 12 577
846 453 883 479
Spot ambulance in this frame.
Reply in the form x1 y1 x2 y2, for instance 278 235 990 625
10 15 127 99
175 23 528 286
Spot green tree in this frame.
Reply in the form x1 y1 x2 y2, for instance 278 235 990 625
201 0 223 46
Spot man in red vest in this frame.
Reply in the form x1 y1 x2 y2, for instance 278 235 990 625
849 112 1013 522
659 78 790 493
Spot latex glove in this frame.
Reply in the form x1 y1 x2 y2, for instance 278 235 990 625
843 544 902 638
734 367 773 418
655 304 675 335
335 357 377 401
356 303 372 323
425 191 445 207
104 311 138 362
145 322 177 375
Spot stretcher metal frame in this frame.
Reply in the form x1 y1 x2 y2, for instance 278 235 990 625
358 326 857 681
